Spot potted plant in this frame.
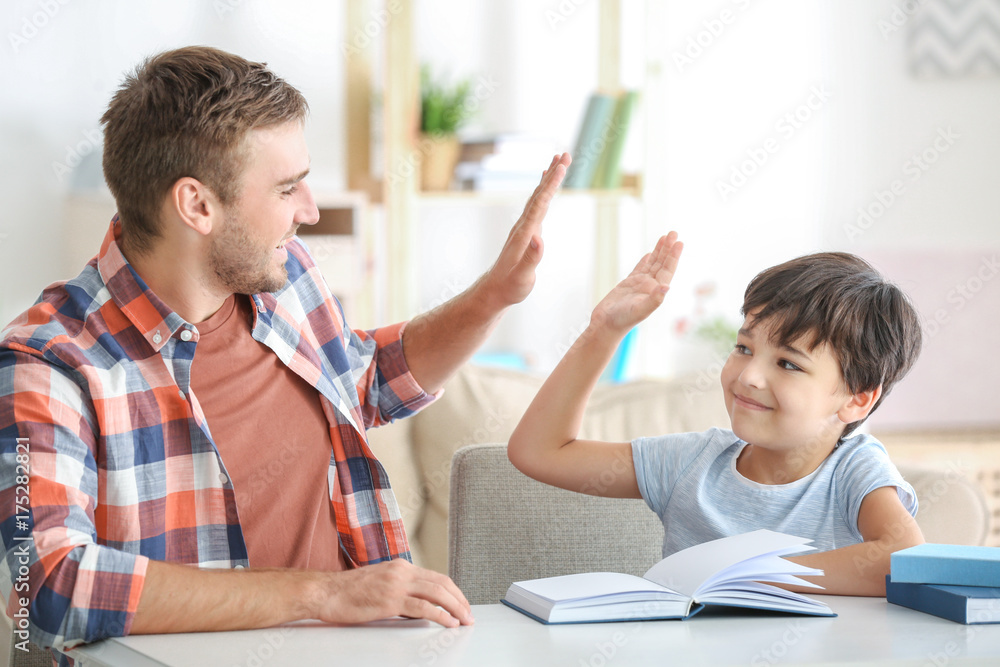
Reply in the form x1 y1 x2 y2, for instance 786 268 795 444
419 66 473 191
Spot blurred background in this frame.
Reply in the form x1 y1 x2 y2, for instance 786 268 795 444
1 0 998 433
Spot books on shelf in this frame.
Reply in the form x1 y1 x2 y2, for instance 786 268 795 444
501 529 834 624
447 89 639 194
890 544 1000 587
563 90 639 190
453 134 559 193
886 576 1000 625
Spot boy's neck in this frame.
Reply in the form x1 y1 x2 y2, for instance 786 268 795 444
735 440 838 485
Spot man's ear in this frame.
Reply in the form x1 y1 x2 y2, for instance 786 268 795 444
838 385 883 424
170 177 219 237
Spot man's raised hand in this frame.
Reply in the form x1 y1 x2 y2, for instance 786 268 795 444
479 153 571 309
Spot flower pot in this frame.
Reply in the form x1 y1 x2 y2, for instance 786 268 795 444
420 133 461 191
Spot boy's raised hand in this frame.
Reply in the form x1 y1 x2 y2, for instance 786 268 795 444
590 232 683 335
508 232 682 499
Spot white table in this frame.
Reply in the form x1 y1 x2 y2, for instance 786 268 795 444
69 596 1000 666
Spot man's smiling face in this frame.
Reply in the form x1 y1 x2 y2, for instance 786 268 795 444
208 121 319 295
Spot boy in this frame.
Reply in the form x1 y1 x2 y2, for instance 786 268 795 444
508 232 924 596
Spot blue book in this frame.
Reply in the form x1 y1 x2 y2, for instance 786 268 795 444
591 90 639 189
563 93 617 189
891 544 1000 587
886 576 1000 624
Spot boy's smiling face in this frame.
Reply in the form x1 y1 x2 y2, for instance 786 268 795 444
721 312 865 472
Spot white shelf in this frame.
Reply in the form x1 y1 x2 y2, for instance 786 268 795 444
415 187 642 206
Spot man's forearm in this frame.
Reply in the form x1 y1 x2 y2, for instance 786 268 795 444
401 275 506 395
131 560 312 634
130 558 473 634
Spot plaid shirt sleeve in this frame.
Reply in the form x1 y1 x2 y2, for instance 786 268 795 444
348 321 438 430
1 345 148 655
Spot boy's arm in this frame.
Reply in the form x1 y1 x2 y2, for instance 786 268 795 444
785 485 924 596
507 233 683 499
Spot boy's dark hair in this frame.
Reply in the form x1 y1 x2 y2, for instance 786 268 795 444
741 252 922 437
101 46 308 255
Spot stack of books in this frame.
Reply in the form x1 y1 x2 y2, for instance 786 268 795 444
887 544 1000 624
562 90 639 190
453 134 560 192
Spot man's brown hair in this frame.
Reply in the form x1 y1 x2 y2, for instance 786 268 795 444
741 252 922 437
100 46 308 254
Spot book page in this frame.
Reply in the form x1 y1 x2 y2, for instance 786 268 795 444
514 572 682 603
642 530 816 597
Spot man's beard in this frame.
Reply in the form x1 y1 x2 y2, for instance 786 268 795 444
209 211 289 295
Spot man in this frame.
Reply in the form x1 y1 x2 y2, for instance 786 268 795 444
0 46 570 662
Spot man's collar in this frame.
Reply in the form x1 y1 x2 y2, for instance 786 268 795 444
97 215 189 352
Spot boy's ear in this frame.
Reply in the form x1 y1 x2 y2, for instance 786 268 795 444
838 385 883 424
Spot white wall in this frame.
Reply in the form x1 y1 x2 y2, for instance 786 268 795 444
818 0 1000 430
2 0 998 430
0 0 348 324
413 0 999 430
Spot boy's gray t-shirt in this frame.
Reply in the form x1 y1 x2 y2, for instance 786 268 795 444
632 427 918 558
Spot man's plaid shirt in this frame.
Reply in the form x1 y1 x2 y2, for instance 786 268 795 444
0 217 434 660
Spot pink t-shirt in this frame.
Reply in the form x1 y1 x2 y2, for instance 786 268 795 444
191 294 347 571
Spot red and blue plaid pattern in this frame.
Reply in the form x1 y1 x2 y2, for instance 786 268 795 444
0 217 434 661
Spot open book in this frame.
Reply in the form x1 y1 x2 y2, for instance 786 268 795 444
502 530 835 624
